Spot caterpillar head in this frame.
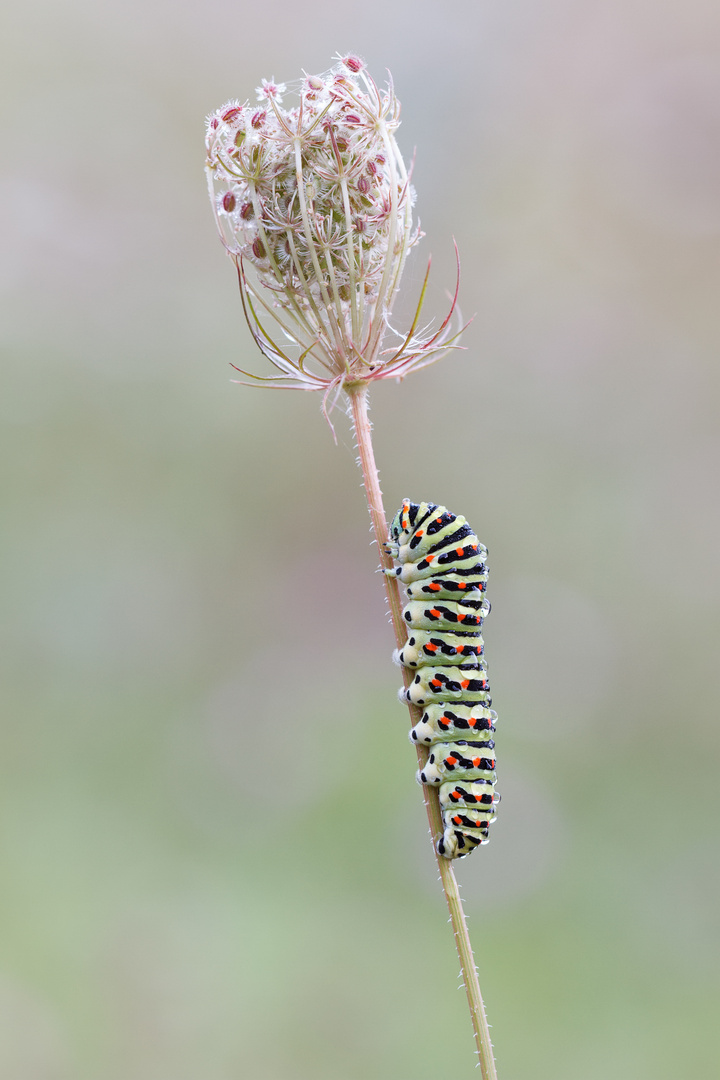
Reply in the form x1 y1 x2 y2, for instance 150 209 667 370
386 498 430 547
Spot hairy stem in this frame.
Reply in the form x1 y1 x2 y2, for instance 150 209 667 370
346 382 498 1080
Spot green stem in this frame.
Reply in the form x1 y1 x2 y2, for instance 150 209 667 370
346 382 498 1080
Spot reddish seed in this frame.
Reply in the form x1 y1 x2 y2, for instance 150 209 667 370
343 55 363 73
251 109 266 129
252 237 266 259
222 191 236 213
240 202 253 219
357 176 370 194
345 113 362 124
222 106 243 123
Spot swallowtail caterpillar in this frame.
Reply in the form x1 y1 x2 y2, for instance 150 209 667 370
384 500 499 859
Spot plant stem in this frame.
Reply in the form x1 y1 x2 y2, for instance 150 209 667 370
347 383 498 1080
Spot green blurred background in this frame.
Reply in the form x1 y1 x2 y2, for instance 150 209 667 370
2 1 719 1077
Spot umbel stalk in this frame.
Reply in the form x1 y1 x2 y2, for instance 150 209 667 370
347 383 497 1080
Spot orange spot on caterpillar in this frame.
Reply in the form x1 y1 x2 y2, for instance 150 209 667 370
461 679 470 689
429 609 441 618
430 679 442 688
456 546 464 556
428 582 441 591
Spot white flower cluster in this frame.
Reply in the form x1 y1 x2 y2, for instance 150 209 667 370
205 55 418 382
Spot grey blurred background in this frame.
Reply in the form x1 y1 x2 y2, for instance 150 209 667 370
2 1 719 1077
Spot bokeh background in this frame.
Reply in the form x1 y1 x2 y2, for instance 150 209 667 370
2 1 719 1077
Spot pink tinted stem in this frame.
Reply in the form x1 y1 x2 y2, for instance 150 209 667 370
347 382 498 1080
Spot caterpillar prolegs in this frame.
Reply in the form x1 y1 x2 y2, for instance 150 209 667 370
384 500 499 859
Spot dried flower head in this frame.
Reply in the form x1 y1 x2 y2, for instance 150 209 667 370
205 54 461 416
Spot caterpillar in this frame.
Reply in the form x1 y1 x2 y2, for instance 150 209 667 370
384 499 499 859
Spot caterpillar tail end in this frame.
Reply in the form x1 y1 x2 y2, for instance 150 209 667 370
437 828 487 860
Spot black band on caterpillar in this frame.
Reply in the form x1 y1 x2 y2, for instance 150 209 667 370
385 499 499 859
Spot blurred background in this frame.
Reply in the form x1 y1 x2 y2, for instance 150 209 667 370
1 1 719 1077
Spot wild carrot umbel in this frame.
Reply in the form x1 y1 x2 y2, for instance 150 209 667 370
205 55 498 1079
205 53 462 426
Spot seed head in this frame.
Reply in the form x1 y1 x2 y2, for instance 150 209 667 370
205 55 462 414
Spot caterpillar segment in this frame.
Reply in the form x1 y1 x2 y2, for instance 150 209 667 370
402 598 490 631
404 567 488 601
418 739 496 785
401 664 491 707
385 499 499 860
442 780 497 807
409 704 497 744
394 628 484 669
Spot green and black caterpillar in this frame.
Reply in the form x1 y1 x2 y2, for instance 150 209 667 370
384 499 499 859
